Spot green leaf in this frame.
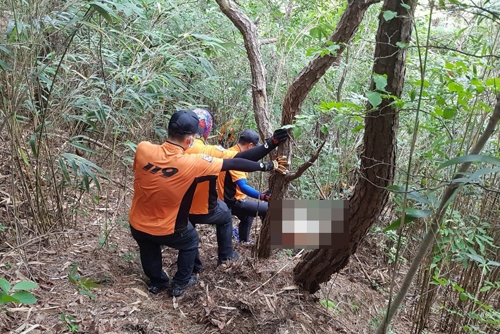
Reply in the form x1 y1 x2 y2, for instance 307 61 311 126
438 155 500 169
58 157 71 183
305 47 320 57
409 89 416 101
451 167 500 184
466 253 485 264
320 299 337 311
384 209 432 231
1 293 19 304
396 41 407 49
373 73 388 92
479 286 491 292
442 107 457 119
79 289 96 300
459 292 468 302
69 142 98 155
11 291 37 304
486 261 500 267
401 3 410 9
383 10 398 21
447 81 463 93
351 124 364 133
367 91 382 108
90 4 112 23
0 45 13 58
386 208 432 231
16 146 29 167
29 134 38 158
59 153 110 192
12 281 37 291
0 59 12 71
485 78 500 89
0 278 11 293
89 2 120 23
386 184 405 192
80 278 99 289
292 127 302 139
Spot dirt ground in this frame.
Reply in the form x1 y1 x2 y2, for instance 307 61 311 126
0 209 417 334
0 128 419 333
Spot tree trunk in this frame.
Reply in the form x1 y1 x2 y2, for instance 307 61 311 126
257 0 380 259
293 0 417 293
215 0 272 138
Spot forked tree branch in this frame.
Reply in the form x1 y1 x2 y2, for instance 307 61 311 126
284 139 328 182
215 0 272 138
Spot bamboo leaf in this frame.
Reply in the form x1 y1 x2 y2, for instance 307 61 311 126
438 155 500 169
384 209 432 231
465 253 485 264
89 2 121 23
0 59 12 71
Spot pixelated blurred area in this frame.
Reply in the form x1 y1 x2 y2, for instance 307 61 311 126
270 199 349 249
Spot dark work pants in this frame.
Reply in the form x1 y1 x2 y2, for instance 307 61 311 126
130 223 199 288
231 200 268 242
189 199 234 264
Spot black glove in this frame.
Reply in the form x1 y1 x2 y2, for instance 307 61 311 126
271 128 289 145
261 156 289 174
259 189 271 201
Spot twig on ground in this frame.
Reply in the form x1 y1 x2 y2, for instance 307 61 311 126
249 249 304 295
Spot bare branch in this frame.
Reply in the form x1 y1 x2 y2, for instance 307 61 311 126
284 139 328 182
419 45 500 59
215 0 272 138
259 38 278 45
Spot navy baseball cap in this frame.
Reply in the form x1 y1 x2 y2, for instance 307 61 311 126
168 110 201 135
239 129 261 146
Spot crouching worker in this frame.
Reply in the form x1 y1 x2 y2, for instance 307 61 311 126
218 130 283 243
129 110 288 296
187 108 289 266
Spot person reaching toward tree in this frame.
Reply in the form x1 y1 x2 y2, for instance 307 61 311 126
186 108 289 267
129 110 288 297
218 130 281 243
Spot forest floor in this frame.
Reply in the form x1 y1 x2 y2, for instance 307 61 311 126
1 211 425 334
0 135 431 334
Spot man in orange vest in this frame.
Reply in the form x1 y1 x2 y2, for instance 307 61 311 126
218 130 272 243
187 108 288 267
129 110 288 297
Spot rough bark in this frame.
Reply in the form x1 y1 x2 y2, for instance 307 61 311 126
215 0 272 138
257 0 381 259
293 0 417 293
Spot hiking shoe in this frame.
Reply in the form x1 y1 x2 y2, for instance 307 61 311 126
217 250 240 266
170 275 197 297
148 280 171 294
232 227 240 242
